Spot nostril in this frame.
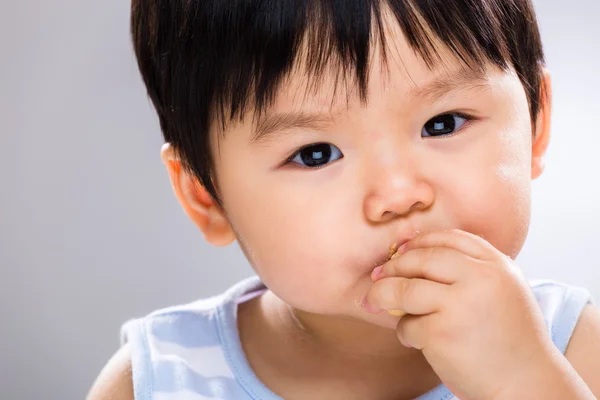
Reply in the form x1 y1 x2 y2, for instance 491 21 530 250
410 201 425 212
382 211 399 220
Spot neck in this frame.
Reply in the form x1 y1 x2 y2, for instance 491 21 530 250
238 289 442 400
262 290 418 362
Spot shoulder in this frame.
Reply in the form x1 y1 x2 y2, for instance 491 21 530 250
529 279 592 351
87 344 134 400
86 276 265 400
565 304 600 397
531 279 600 397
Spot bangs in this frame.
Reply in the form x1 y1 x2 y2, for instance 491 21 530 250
131 0 545 205
200 0 516 129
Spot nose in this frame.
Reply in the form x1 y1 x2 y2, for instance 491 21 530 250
364 162 434 223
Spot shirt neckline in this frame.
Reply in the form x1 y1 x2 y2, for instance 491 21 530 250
215 275 453 400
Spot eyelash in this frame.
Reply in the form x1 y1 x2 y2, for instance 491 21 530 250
425 111 475 139
282 111 477 168
282 142 339 169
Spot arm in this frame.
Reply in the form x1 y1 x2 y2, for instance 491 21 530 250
498 304 600 400
86 344 134 400
564 304 600 397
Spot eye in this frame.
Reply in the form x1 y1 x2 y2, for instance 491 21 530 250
422 113 472 137
287 143 344 168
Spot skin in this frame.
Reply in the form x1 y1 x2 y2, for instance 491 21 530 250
87 11 600 400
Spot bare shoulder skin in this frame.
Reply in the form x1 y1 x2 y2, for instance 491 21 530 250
86 344 134 400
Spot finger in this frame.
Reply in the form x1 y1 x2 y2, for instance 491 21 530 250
398 229 495 260
364 277 448 316
396 313 432 350
373 246 469 284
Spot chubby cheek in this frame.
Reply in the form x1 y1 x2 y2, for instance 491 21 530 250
221 173 363 315
443 131 532 259
459 167 530 258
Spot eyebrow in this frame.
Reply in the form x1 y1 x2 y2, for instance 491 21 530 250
409 67 488 101
249 68 489 144
250 110 341 144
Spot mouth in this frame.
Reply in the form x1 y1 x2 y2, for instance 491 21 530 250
371 231 420 270
388 242 400 260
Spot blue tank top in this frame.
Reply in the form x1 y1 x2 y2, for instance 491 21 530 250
120 276 593 400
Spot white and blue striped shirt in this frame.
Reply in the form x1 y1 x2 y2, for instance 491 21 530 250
121 276 593 400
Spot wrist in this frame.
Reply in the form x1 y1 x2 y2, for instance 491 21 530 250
495 350 594 400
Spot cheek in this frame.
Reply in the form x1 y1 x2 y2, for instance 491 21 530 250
442 128 532 258
220 167 361 314
468 160 531 258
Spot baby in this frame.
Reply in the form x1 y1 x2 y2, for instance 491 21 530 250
88 1 600 399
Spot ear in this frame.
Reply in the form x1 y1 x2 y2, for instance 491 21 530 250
161 143 236 247
531 68 552 180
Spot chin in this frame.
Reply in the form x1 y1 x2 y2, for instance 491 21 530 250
347 307 404 330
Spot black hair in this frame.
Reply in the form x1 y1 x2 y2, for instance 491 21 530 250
131 0 546 207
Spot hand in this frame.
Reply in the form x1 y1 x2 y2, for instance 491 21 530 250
362 229 559 400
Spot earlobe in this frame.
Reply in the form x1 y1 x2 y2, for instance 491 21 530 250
532 69 552 180
161 143 236 247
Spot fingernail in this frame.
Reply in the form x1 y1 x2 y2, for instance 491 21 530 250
371 265 383 280
361 296 382 314
398 242 408 254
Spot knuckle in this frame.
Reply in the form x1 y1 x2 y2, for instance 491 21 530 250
426 316 444 339
421 257 436 279
424 246 439 262
436 321 459 344
447 228 462 236
421 247 442 272
371 280 386 302
394 278 413 306
389 254 403 272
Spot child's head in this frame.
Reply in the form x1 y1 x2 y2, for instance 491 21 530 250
131 0 550 328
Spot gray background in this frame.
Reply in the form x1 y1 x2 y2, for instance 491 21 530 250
1 1 599 399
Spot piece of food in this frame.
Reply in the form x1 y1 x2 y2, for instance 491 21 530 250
386 243 406 317
388 243 398 260
387 309 407 317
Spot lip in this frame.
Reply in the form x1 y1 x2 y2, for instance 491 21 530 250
371 231 420 269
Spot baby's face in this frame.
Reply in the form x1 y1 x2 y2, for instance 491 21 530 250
209 27 541 327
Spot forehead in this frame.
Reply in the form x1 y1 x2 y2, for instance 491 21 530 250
256 40 495 130
213 6 515 140
258 12 493 117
